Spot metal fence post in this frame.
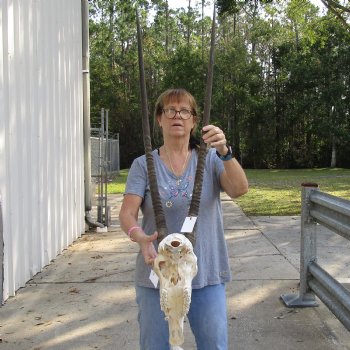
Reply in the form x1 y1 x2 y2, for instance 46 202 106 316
281 183 319 307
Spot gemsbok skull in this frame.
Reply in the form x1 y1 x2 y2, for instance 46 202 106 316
153 234 198 348
136 4 216 348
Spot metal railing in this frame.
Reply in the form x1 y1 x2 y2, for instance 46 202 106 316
281 183 350 331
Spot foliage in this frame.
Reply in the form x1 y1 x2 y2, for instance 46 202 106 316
217 0 273 16
89 0 350 169
320 0 350 30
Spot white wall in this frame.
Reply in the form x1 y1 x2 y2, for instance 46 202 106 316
0 0 85 301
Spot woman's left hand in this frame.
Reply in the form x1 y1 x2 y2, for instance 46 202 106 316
202 125 228 155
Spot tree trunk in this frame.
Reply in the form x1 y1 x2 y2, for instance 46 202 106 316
201 0 204 60
330 106 336 168
165 0 169 54
187 0 191 46
109 1 115 69
331 136 337 168
274 66 281 167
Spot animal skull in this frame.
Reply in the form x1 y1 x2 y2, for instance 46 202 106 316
153 233 198 349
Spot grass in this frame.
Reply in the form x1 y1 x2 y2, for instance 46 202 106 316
106 169 129 194
108 168 350 216
236 168 350 216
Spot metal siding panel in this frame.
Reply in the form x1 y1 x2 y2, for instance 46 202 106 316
7 0 20 294
79 2 85 237
54 0 62 253
64 0 84 247
17 0 28 285
0 2 4 131
17 0 31 283
59 2 67 246
74 15 85 243
0 0 8 302
61 4 70 249
36 0 48 269
48 1 58 259
57 9 65 252
67 3 76 245
78 5 85 237
1 0 84 300
1 0 12 301
22 0 32 279
40 0 50 268
72 3 80 243
15 0 27 291
28 0 42 278
72 0 85 239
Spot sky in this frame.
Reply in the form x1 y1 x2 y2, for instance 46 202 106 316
167 0 326 16
168 0 214 16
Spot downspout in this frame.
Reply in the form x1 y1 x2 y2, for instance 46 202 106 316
81 0 104 229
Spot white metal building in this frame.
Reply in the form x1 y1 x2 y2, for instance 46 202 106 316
0 0 90 302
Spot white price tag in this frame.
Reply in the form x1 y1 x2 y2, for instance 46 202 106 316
180 216 197 233
149 270 159 288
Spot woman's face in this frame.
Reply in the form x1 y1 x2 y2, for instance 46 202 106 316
157 97 196 139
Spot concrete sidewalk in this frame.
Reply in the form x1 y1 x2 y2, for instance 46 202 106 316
0 194 349 349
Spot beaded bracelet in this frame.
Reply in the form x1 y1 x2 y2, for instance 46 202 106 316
127 225 141 242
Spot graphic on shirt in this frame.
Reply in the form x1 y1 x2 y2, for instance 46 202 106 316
162 176 193 208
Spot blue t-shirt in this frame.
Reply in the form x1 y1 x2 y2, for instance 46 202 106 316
124 148 232 289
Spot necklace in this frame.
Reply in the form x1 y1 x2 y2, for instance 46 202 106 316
164 147 190 184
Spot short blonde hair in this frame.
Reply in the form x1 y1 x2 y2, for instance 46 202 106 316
154 88 198 119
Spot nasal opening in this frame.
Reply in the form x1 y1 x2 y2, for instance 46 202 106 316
171 240 181 247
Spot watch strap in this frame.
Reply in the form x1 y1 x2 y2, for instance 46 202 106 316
216 145 233 161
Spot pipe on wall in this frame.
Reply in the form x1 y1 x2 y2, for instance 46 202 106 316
81 0 104 229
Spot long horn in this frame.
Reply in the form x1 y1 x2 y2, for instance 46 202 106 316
185 5 216 245
136 10 167 243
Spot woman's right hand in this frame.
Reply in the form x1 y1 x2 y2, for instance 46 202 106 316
139 231 158 266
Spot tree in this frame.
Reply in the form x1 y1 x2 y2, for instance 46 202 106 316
88 0 350 168
320 0 350 29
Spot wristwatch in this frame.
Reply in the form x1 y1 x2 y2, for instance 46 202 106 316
216 145 233 161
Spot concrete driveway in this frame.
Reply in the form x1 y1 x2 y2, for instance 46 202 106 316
0 194 349 349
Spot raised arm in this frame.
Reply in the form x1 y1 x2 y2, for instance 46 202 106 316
202 124 248 199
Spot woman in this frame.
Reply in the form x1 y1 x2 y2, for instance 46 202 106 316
119 88 248 350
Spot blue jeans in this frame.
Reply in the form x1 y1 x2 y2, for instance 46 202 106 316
136 284 228 350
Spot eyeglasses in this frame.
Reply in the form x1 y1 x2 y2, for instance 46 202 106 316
162 108 192 120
